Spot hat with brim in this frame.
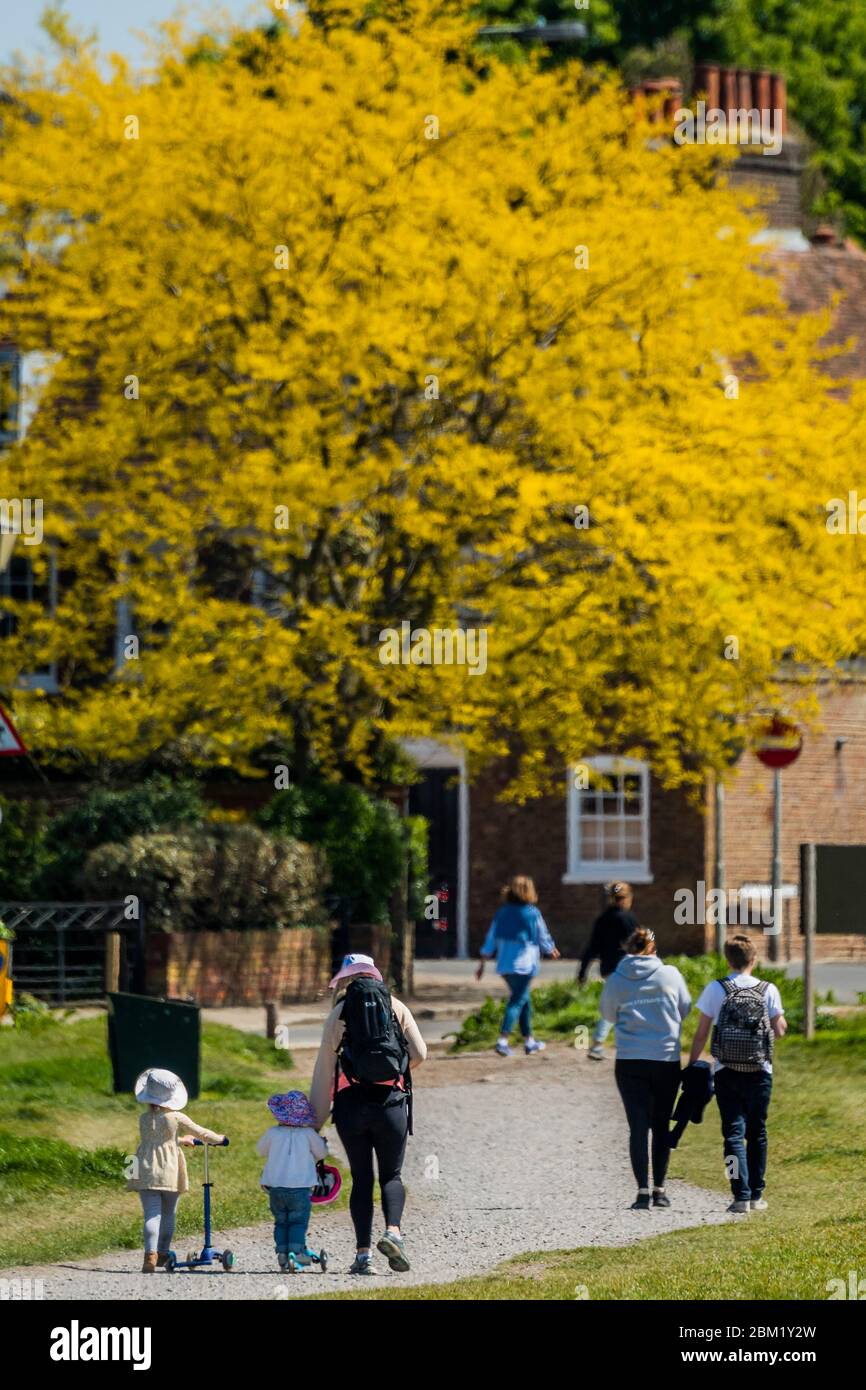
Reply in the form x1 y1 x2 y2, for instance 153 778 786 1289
134 1067 188 1111
328 952 383 990
268 1090 317 1126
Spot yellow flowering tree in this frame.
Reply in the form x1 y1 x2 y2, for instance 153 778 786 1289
1 0 865 795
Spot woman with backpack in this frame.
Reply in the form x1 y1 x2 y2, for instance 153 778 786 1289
475 875 560 1056
310 952 427 1276
599 927 692 1210
688 934 787 1214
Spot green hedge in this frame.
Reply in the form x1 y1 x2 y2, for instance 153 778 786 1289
258 780 416 925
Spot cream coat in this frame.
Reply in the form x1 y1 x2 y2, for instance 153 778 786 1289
128 1108 222 1193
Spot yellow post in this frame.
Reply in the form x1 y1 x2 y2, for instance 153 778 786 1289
0 939 12 1019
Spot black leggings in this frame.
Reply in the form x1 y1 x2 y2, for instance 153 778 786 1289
333 1087 409 1248
614 1059 681 1190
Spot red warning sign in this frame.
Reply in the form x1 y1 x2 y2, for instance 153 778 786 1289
0 704 26 757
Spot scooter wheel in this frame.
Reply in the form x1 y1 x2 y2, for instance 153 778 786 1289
319 1250 328 1272
221 1250 234 1271
164 1253 177 1273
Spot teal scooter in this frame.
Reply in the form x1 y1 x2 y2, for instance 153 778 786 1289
165 1138 234 1272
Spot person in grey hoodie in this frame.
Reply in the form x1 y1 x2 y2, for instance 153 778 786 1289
600 926 691 1211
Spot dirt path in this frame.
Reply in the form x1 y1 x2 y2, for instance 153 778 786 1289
1 1048 733 1300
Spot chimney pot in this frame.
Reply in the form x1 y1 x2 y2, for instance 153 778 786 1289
770 73 787 133
721 67 738 121
755 70 771 115
694 62 720 110
637 77 682 124
811 223 837 246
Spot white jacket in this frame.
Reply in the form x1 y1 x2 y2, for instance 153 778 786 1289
256 1124 328 1188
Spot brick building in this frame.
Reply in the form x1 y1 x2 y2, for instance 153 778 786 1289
4 66 866 969
412 69 866 965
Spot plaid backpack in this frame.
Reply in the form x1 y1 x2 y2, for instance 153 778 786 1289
710 978 773 1072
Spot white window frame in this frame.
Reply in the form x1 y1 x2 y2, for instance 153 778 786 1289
564 754 653 884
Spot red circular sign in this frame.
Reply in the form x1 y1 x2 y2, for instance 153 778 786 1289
755 716 803 769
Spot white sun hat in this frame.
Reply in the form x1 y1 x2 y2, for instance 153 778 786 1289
328 952 383 990
134 1067 188 1111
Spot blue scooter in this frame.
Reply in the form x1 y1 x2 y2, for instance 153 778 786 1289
165 1138 234 1272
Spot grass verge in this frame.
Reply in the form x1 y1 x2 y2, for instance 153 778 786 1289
0 1015 345 1267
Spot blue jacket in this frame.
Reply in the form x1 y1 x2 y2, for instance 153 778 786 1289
481 903 556 977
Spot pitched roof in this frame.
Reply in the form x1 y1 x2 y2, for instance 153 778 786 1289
770 234 866 379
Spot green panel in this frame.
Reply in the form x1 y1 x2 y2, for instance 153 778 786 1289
106 992 200 1098
814 846 866 935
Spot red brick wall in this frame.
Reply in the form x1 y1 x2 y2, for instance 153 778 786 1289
704 680 866 960
468 760 706 958
146 927 332 1006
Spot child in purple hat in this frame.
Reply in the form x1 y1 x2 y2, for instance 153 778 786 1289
256 1090 329 1271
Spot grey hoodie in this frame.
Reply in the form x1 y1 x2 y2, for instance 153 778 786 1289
600 954 691 1061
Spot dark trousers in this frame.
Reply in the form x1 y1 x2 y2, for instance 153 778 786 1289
614 1059 682 1190
333 1086 409 1248
714 1067 772 1201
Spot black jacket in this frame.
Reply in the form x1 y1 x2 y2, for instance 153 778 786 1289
668 1061 714 1149
578 906 638 980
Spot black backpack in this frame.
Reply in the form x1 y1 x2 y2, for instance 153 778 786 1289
710 978 774 1072
337 976 410 1089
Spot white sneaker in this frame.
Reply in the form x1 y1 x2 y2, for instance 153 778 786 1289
750 1198 768 1212
588 1044 605 1061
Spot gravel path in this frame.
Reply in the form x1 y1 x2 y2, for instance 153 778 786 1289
2 1049 734 1300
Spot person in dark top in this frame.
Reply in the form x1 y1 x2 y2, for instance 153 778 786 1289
577 882 638 1060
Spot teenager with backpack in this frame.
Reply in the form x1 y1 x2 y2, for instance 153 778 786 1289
600 927 692 1210
475 875 560 1056
688 934 786 1214
310 953 427 1275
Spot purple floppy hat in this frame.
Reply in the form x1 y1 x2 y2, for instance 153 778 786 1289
267 1090 317 1126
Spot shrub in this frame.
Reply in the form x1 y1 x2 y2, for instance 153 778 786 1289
451 954 813 1052
82 833 200 930
36 775 205 898
258 780 405 924
81 824 326 932
0 798 52 899
190 823 326 930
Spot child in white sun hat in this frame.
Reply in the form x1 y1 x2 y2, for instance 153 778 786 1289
129 1067 225 1273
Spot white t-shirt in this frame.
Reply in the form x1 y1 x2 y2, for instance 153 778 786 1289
695 973 784 1074
256 1125 328 1188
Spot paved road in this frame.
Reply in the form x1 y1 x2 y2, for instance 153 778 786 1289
0 1049 736 1300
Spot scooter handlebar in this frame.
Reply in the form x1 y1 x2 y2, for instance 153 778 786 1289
192 1138 230 1146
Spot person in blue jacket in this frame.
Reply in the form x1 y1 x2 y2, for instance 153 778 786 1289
475 876 560 1056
